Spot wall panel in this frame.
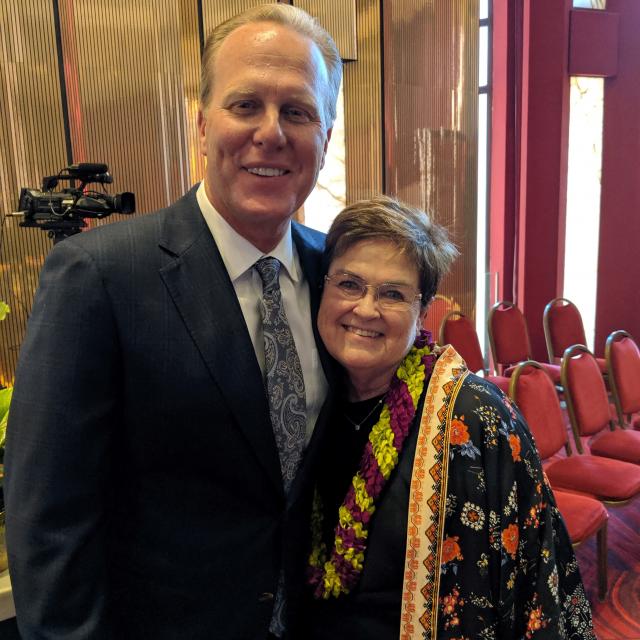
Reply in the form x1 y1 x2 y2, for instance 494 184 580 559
0 1 68 385
0 0 481 382
383 0 479 327
201 1 356 62
517 0 571 360
295 0 357 60
595 0 640 347
201 0 268 39
344 0 383 202
0 0 203 384
58 0 202 216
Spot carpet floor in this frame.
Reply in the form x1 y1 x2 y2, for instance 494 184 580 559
574 494 640 639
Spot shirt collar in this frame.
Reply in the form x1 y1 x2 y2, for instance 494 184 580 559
196 182 300 283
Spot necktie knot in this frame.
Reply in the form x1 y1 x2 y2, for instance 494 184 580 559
254 257 281 293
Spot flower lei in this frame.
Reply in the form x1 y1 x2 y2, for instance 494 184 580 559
307 329 437 599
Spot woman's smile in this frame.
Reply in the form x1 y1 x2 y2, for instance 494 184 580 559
343 325 383 339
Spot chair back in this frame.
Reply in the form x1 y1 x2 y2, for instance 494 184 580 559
561 345 611 451
606 330 640 417
423 294 460 343
543 297 587 363
508 361 568 460
488 301 530 370
439 311 485 374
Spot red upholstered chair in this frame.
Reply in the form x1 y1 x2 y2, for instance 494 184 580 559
488 301 561 384
439 311 510 393
508 360 640 503
509 361 615 601
423 293 460 341
561 344 640 463
553 490 608 601
543 297 607 376
606 330 640 431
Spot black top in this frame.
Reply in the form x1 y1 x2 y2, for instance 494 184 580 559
305 392 421 640
316 394 384 544
302 372 595 640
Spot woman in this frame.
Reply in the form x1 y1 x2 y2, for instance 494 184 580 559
305 196 594 639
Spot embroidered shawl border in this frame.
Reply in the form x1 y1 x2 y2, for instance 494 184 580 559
399 345 468 640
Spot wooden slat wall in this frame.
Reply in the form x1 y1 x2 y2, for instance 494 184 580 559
295 0 357 61
201 1 356 62
0 2 68 385
0 0 479 381
344 0 383 202
0 0 203 384
383 0 479 328
201 0 268 40
58 0 202 216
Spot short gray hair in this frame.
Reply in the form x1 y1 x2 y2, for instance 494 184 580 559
324 196 459 305
200 3 342 127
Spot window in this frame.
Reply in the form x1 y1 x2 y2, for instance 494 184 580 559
564 76 604 349
303 80 346 232
476 0 491 358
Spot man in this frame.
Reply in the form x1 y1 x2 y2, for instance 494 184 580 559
4 4 341 638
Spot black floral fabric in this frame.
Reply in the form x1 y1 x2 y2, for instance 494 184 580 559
435 374 595 639
305 370 595 639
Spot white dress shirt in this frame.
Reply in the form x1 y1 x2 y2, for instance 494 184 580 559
196 182 328 443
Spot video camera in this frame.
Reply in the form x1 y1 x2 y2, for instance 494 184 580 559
17 163 135 241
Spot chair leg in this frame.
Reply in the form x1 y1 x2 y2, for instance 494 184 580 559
597 520 608 602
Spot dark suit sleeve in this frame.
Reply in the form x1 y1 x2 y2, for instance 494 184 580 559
4 237 120 638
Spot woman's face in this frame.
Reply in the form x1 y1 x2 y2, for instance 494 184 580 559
318 239 428 396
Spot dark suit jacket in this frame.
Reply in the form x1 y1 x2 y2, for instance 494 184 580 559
4 186 332 639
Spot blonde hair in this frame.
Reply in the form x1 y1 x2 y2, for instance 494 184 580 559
324 196 459 305
200 3 342 127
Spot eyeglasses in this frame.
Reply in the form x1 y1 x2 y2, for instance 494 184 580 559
324 273 422 310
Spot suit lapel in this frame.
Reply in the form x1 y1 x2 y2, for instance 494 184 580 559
157 189 283 495
292 223 337 390
289 224 340 507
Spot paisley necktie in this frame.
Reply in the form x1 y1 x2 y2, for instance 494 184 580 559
254 256 307 492
254 256 307 637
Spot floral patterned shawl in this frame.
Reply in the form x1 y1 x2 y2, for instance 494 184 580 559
400 345 595 639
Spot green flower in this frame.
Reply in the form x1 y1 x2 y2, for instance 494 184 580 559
0 386 12 452
307 333 436 599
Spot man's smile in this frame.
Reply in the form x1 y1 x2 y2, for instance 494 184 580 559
244 166 290 177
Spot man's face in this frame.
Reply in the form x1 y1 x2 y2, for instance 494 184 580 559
197 22 333 251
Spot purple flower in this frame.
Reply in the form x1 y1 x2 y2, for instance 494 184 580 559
307 333 438 598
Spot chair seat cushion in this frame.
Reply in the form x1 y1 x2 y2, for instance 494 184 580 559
546 455 640 501
553 490 607 542
590 429 640 464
